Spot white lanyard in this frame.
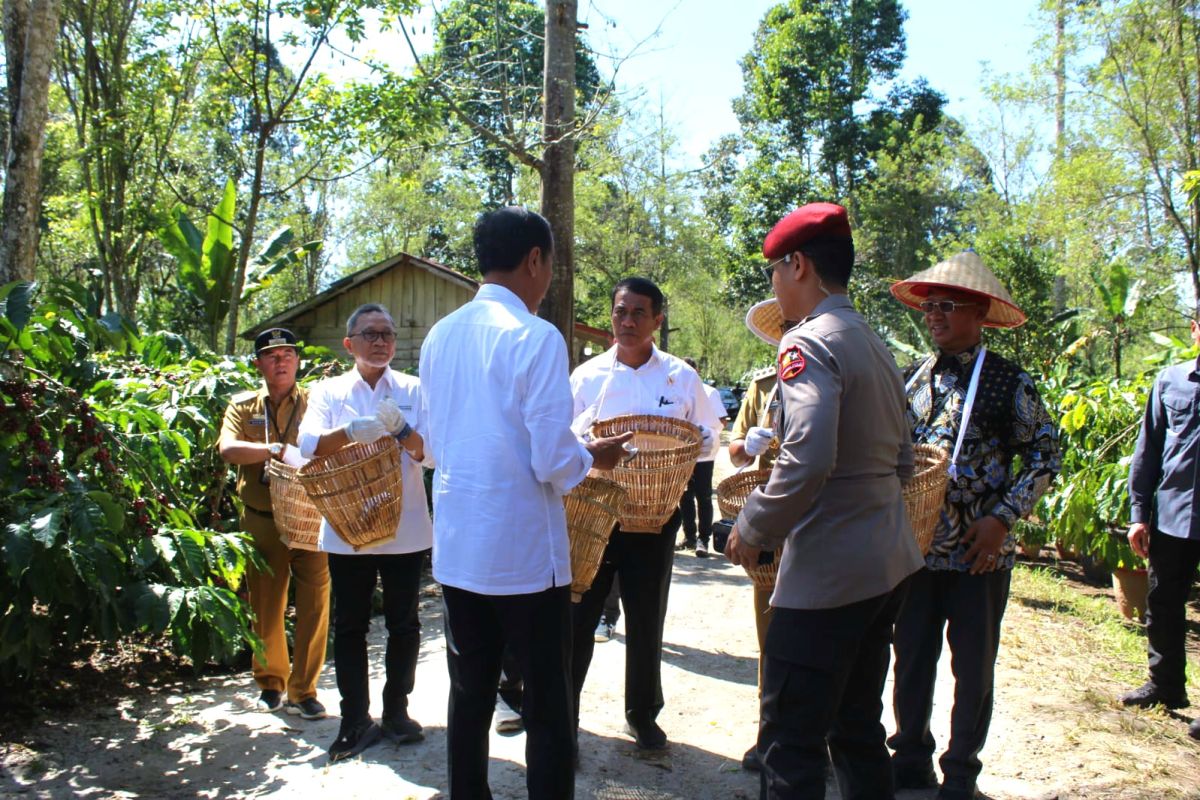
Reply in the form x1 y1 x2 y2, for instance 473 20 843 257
909 347 987 479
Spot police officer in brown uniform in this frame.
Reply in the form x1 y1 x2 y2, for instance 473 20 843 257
218 328 331 718
726 204 923 800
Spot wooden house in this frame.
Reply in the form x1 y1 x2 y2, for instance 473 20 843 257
243 252 612 368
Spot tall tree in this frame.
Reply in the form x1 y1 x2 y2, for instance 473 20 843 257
198 0 422 353
55 0 204 317
0 0 61 284
405 0 609 352
540 0 578 355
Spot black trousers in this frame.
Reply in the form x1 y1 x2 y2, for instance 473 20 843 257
1147 529 1200 696
680 460 716 545
443 584 575 800
327 550 426 725
572 511 680 729
758 582 908 800
889 567 1011 791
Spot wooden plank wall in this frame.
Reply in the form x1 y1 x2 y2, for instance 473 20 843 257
281 260 477 370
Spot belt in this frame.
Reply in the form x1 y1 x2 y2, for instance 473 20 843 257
245 506 274 519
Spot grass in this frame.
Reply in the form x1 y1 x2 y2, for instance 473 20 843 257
999 565 1200 798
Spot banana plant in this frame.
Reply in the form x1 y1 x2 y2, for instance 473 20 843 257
1090 260 1143 380
157 179 320 352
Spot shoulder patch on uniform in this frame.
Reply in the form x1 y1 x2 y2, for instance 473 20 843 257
778 345 806 381
231 389 258 403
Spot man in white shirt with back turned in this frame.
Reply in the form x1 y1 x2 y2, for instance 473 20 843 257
420 207 631 799
297 303 432 763
569 277 722 753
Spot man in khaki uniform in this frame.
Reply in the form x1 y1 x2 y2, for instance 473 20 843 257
219 328 331 718
726 203 922 800
727 298 789 772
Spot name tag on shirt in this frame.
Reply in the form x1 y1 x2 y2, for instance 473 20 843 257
249 416 266 426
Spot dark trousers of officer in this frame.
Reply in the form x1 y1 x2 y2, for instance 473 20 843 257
572 511 681 731
889 566 1011 792
680 461 716 546
758 582 907 800
327 550 425 726
1146 529 1200 697
443 584 575 800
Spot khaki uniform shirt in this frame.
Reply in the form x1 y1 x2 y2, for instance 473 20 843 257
731 367 782 471
736 295 923 610
219 384 308 514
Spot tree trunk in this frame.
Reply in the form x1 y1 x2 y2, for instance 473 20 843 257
539 0 577 363
223 129 268 354
0 0 61 284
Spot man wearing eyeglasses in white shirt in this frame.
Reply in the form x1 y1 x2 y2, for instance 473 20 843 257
297 303 432 763
568 276 722 753
420 207 631 799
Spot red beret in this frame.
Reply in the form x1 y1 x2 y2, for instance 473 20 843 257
762 202 852 259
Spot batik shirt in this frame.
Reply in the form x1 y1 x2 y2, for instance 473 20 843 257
904 343 1061 572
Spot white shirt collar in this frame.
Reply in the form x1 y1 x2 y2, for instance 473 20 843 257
476 283 529 313
604 342 664 370
346 364 397 392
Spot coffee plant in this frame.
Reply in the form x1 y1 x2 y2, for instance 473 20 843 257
0 279 336 679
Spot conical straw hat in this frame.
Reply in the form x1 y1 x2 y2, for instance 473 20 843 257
745 299 787 346
890 251 1026 328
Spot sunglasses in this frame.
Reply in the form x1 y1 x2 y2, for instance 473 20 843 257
761 254 791 283
919 300 977 314
349 329 397 343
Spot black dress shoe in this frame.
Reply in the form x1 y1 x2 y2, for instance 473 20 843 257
741 744 761 772
893 760 938 790
623 720 668 751
1189 718 1200 740
936 788 979 800
1119 681 1189 709
329 719 382 763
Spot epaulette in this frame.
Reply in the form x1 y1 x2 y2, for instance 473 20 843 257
751 366 776 382
230 389 259 404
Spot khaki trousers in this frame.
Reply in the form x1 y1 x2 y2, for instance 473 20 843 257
754 585 775 695
242 508 331 701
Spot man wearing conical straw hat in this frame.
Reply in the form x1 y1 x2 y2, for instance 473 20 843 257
887 251 1060 799
725 202 923 798
725 297 790 774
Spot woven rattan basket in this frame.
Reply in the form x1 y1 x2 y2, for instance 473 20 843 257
716 468 781 590
903 444 950 555
266 459 321 551
297 437 402 551
564 475 627 602
590 414 702 533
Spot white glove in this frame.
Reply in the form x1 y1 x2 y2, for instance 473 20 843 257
376 397 407 434
343 416 388 444
744 426 774 457
699 425 715 453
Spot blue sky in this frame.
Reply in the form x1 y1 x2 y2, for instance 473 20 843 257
576 0 1046 165
348 0 1047 166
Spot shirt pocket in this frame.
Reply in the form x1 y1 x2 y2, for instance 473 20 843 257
1162 388 1196 434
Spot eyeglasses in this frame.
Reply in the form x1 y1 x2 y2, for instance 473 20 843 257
761 254 791 283
349 330 397 343
919 300 977 315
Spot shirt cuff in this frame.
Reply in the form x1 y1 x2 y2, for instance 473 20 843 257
734 509 785 552
989 502 1018 532
1130 505 1149 524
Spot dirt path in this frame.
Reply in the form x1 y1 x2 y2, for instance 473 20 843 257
4 448 1200 799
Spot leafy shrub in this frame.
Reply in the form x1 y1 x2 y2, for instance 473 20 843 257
0 279 335 679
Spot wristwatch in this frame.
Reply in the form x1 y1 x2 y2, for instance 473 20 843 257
268 442 283 457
